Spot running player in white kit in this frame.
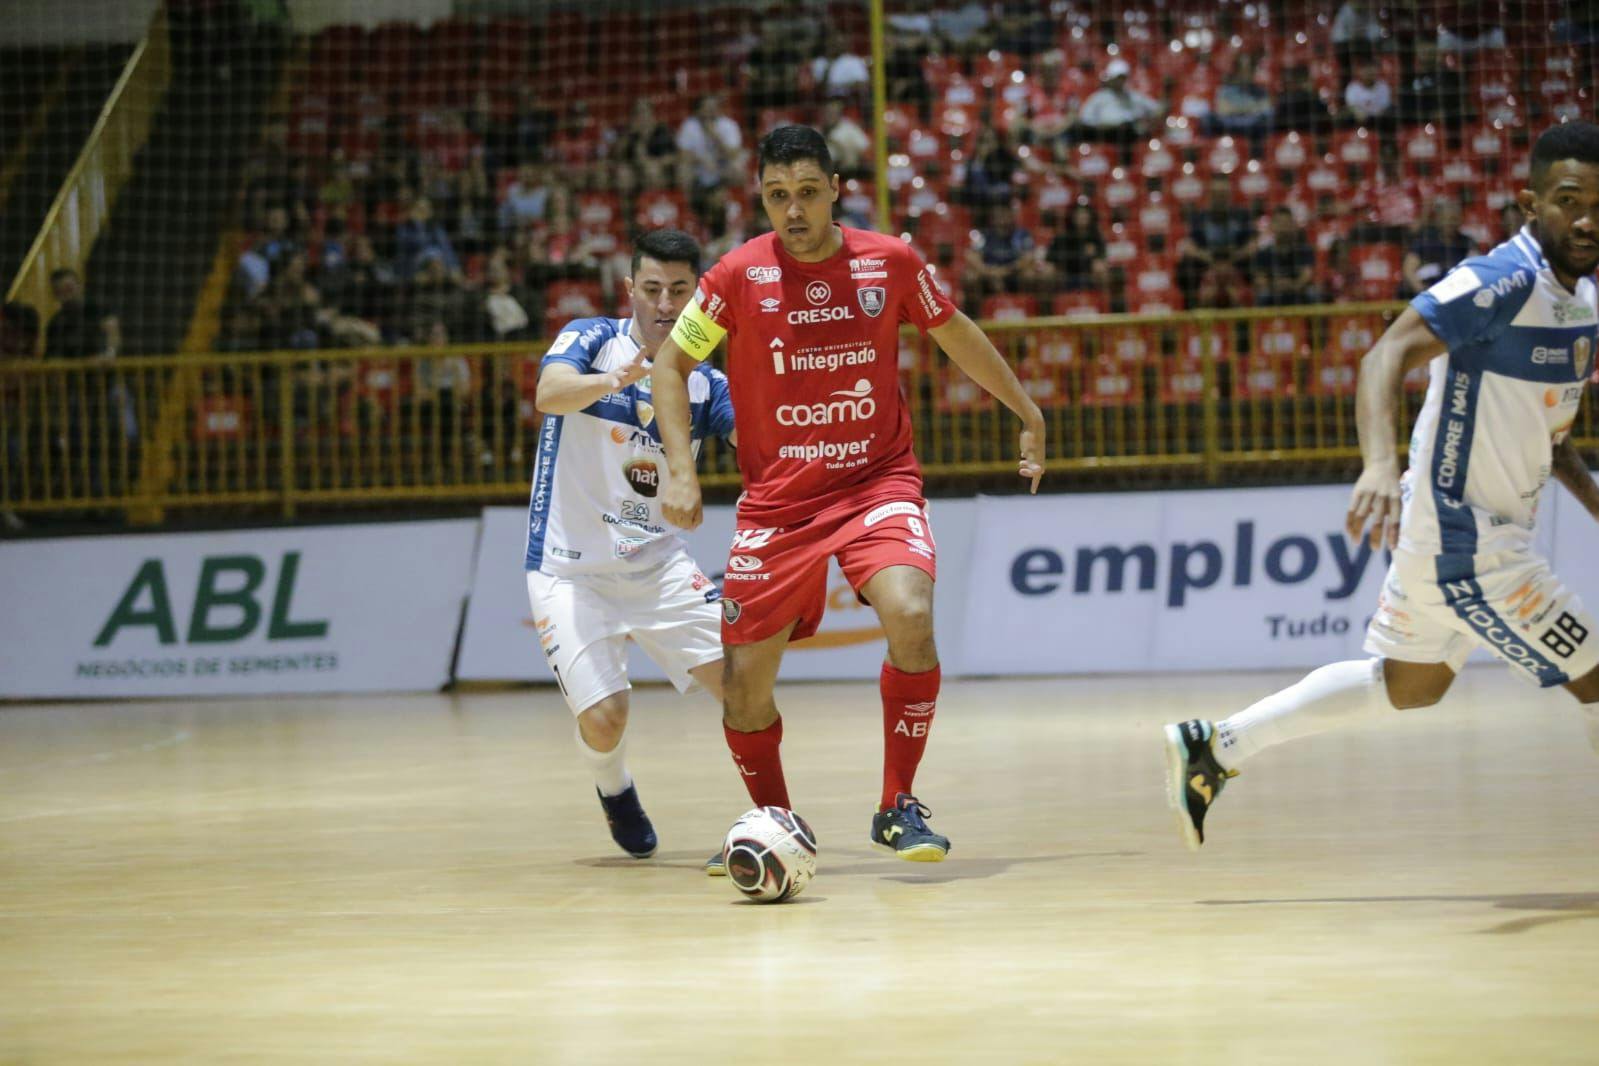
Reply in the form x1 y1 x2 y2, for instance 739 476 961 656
1165 121 1599 849
526 229 734 859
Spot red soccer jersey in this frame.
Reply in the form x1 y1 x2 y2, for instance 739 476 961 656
681 226 956 527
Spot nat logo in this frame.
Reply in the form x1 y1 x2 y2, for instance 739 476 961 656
94 552 330 646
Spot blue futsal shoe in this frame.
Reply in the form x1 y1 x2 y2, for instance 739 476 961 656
597 784 658 858
870 792 951 862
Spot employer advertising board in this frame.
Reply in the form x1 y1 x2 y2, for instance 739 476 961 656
0 520 478 697
957 484 1563 675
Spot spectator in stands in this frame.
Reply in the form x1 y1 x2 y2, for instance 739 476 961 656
412 318 471 477
611 99 679 191
453 155 496 256
746 20 807 120
1437 11 1506 53
1318 237 1361 303
1044 202 1110 293
318 150 356 213
1499 201 1527 243
261 253 323 350
1271 65 1334 135
323 234 399 341
44 269 120 361
476 250 535 343
467 89 513 175
885 0 935 115
499 163 551 235
1250 207 1318 306
1177 174 1255 309
677 94 746 195
702 187 753 262
1206 53 1274 154
932 1 993 57
962 127 1021 211
810 28 870 103
1331 1 1384 81
395 197 462 281
1076 58 1163 148
253 205 300 275
1 301 41 529
1398 40 1468 129
1024 49 1079 147
509 85 556 166
1341 56 1395 132
963 201 1047 300
993 0 1054 58
1400 199 1477 298
1 302 40 360
406 253 467 342
820 100 871 179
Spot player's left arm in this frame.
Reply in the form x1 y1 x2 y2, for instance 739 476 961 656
928 311 1046 492
1553 435 1599 521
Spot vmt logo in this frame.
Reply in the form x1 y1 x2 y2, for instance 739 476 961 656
1010 521 1377 607
95 552 329 646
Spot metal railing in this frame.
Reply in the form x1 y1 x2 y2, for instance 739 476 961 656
10 301 1590 521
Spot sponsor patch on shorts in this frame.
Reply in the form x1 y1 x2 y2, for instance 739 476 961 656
863 501 922 527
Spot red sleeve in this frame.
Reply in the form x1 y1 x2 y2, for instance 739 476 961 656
696 256 739 336
897 242 957 333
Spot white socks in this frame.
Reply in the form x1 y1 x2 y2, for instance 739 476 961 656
1213 658 1395 772
575 723 632 797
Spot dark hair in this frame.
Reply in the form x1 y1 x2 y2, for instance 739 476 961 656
1531 121 1599 190
48 267 78 285
632 228 702 275
1 301 40 336
757 125 834 179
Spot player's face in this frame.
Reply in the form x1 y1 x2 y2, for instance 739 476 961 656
625 256 698 353
1523 159 1599 284
760 160 840 260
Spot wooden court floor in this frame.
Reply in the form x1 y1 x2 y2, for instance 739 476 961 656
3 669 1598 1065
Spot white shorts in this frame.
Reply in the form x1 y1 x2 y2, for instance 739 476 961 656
526 550 724 714
1364 548 1599 688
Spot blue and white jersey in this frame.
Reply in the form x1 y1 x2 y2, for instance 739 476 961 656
525 316 735 576
1402 227 1599 557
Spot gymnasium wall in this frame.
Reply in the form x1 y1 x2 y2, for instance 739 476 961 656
6 480 1599 699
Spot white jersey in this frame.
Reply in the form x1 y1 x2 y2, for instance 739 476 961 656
1401 227 1599 558
525 316 735 577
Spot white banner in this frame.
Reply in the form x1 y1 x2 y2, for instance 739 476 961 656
0 520 478 697
956 484 1560 675
456 501 976 683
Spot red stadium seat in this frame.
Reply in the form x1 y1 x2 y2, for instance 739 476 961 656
1071 142 1118 181
936 368 989 414
1034 326 1084 366
1080 353 1142 407
1334 127 1381 174
1159 351 1208 404
1268 131 1312 178
1160 115 1198 148
1136 138 1178 182
1205 136 1245 175
634 189 690 232
1234 352 1296 400
1052 290 1108 318
1100 167 1139 214
1236 159 1271 203
1138 195 1178 236
1018 359 1070 408
544 281 605 331
1171 162 1206 207
1350 243 1403 302
980 294 1037 322
1103 222 1141 267
1103 325 1156 364
193 395 250 441
1252 315 1309 361
1133 262 1179 308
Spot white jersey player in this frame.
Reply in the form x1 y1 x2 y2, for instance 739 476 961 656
526 229 734 860
1164 121 1599 850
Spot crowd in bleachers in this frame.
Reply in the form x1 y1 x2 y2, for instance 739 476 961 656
218 0 1596 354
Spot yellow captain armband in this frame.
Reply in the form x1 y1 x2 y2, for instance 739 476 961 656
670 299 726 362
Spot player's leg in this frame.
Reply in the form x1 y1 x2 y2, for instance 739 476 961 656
1563 654 1599 753
527 571 655 858
838 501 949 861
721 621 799 808
1164 553 1466 850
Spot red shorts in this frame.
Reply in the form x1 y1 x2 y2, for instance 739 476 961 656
719 494 937 645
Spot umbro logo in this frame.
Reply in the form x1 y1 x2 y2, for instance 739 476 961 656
904 700 937 713
883 825 903 842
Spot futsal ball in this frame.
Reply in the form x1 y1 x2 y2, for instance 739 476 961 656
721 806 817 904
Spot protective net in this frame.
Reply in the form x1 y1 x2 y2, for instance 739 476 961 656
1 1 1596 522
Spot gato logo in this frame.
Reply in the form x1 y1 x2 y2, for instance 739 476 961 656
624 458 660 497
806 280 832 305
746 266 782 284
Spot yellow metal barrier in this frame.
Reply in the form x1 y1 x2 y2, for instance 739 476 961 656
10 302 1593 521
5 7 171 318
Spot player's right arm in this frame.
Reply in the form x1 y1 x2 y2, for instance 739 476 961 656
535 357 648 414
1347 306 1448 549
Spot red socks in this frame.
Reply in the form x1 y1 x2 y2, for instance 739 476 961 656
724 716 791 809
880 662 940 811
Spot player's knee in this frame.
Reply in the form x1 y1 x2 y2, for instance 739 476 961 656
1564 664 1599 705
1380 660 1454 710
578 695 628 749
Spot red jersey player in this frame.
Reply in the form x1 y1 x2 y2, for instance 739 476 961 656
652 126 1045 865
